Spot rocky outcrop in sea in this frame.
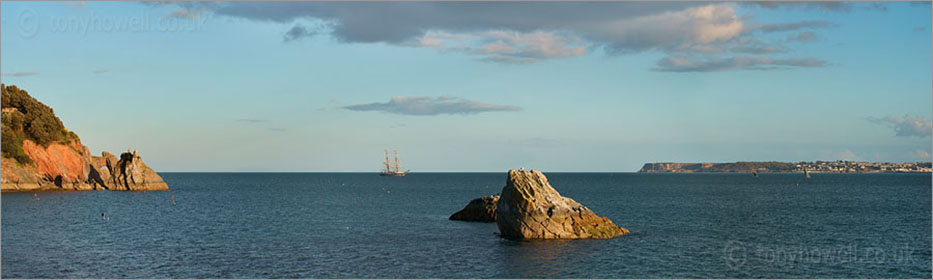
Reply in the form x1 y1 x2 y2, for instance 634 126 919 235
496 169 629 240
451 169 629 240
449 195 499 222
103 150 169 191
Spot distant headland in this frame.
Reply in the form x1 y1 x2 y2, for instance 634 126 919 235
1 84 168 192
639 161 933 173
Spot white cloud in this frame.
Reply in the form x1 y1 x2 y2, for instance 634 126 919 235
168 8 200 19
818 149 860 161
743 2 854 12
866 115 933 138
69 1 87 9
835 150 858 161
155 2 832 70
786 31 820 43
590 4 744 53
2 72 39 77
730 38 789 54
756 21 833 33
343 96 521 116
414 30 586 64
911 149 931 160
654 55 825 72
236 119 268 123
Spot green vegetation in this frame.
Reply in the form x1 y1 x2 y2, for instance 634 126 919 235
1 84 75 165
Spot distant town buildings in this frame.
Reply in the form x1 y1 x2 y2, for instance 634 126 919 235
794 161 932 173
640 161 933 173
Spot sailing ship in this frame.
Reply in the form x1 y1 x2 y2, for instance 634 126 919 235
805 169 811 179
380 149 410 177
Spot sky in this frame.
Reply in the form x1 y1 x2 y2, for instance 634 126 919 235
0 1 931 172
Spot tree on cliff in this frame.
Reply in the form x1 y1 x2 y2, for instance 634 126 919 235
1 84 75 164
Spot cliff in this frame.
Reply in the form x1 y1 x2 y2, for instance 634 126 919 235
639 161 797 173
1 84 168 192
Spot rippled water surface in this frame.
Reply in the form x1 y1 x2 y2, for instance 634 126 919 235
2 173 931 278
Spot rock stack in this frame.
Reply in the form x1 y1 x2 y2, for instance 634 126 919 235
99 150 169 191
451 169 628 240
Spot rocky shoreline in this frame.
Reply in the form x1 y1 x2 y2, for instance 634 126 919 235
1 85 168 192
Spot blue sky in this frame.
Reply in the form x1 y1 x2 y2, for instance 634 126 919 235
1 1 930 172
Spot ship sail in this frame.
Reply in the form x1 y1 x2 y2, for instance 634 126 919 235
394 150 400 173
380 149 410 177
384 150 392 173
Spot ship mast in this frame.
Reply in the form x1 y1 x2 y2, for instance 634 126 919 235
384 150 391 173
393 149 401 172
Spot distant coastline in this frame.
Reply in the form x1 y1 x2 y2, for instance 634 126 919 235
638 161 933 173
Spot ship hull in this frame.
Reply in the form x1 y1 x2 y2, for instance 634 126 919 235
379 172 408 177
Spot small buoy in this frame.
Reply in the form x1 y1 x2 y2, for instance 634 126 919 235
34 193 39 200
345 226 350 230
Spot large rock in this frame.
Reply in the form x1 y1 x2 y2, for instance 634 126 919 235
105 150 169 191
1 157 46 191
496 169 629 240
450 195 499 222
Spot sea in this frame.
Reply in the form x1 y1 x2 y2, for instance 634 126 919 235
2 173 931 278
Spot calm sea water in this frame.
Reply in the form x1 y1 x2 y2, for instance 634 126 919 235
2 173 930 278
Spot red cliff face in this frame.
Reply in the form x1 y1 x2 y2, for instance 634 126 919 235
21 139 91 185
1 138 100 191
